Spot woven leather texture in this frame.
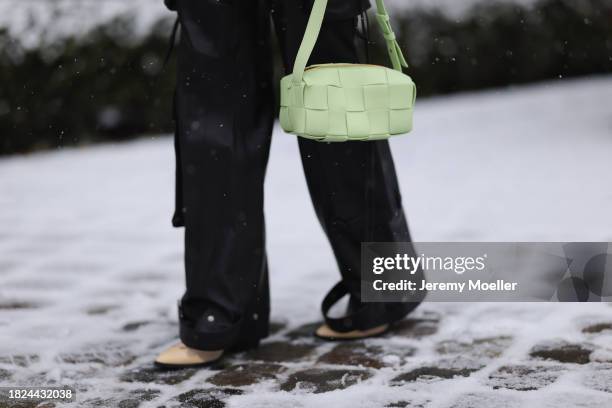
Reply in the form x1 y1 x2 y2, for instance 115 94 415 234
280 64 416 142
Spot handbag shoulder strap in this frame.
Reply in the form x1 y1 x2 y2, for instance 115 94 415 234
292 0 408 84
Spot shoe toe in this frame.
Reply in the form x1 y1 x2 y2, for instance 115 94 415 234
315 323 389 340
155 342 223 366
315 324 337 338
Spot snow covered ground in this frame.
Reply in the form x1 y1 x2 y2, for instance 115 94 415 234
1 76 612 407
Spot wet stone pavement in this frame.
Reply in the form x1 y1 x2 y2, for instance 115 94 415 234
2 312 612 407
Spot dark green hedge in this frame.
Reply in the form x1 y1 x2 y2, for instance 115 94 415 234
386 0 612 95
1 0 611 155
0 18 176 155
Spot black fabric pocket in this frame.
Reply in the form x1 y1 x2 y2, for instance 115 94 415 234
303 0 371 20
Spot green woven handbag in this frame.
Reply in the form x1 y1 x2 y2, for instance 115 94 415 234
280 0 416 142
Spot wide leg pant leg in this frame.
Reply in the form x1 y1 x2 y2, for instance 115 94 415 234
273 0 422 331
173 0 274 351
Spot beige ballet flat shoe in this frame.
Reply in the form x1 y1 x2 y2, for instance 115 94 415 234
314 323 390 341
154 341 223 369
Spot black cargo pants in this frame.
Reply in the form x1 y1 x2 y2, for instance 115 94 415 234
171 0 420 351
